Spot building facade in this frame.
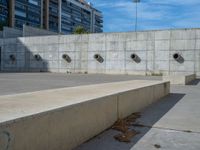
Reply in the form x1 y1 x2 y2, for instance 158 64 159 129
1 0 103 34
14 0 43 29
0 0 9 27
44 0 103 34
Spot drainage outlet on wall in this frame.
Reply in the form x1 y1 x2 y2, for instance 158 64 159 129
9 54 16 62
62 54 72 63
173 53 184 63
34 54 42 61
94 54 104 63
131 53 141 63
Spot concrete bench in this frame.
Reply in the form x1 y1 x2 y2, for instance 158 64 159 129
0 80 169 150
163 74 196 85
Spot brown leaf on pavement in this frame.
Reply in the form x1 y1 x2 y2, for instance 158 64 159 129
114 130 140 143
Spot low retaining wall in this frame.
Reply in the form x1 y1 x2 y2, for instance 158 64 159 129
1 28 200 76
163 74 196 85
0 80 170 150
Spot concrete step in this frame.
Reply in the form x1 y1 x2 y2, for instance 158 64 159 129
0 80 169 150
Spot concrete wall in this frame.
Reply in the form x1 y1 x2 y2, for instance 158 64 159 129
2 27 22 38
0 31 3 38
23 25 58 37
163 74 196 85
0 80 169 150
0 28 200 75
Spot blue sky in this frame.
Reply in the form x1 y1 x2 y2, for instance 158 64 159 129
89 0 200 32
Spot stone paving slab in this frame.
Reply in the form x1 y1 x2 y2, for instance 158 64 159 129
75 79 200 150
0 73 161 96
75 127 200 150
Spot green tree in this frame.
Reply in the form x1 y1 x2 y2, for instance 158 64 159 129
73 26 88 34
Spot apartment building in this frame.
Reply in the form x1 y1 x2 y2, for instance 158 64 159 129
0 0 9 26
1 0 103 33
44 0 103 33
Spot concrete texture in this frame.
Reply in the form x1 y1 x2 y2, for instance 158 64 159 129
1 27 22 38
0 73 161 96
23 25 58 37
0 28 200 75
75 78 200 150
163 74 196 85
0 80 169 150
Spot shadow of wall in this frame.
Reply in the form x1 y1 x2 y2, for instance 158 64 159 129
0 38 48 72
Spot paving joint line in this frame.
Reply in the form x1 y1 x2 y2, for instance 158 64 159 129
132 123 200 134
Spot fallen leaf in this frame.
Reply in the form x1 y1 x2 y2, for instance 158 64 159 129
112 119 128 133
114 130 139 143
154 144 161 149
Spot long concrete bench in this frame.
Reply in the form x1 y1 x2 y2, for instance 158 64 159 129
0 80 169 150
163 74 196 85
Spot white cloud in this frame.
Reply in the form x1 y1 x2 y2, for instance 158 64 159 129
89 0 200 32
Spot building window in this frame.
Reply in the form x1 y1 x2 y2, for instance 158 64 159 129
15 10 26 18
28 0 39 6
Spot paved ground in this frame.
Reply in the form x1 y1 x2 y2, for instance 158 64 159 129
0 73 160 96
75 79 200 150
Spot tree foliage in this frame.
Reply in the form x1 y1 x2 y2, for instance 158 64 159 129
73 26 88 34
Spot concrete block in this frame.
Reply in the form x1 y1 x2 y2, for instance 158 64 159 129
44 52 59 61
88 60 105 70
106 41 126 51
29 61 44 69
171 29 196 40
118 81 170 118
195 40 200 49
136 32 148 41
106 60 125 70
155 51 169 61
126 60 147 71
146 50 154 61
89 34 105 42
146 60 154 71
0 80 169 150
126 41 137 50
88 42 106 51
23 25 58 37
146 41 155 50
170 61 195 72
125 32 137 41
47 61 59 68
106 51 125 61
3 44 17 53
163 74 196 85
59 60 75 69
155 30 170 40
171 40 196 50
196 30 200 39
59 43 76 52
155 40 170 50
136 41 147 50
155 61 169 71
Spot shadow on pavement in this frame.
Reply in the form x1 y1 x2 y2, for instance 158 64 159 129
187 79 200 86
75 93 185 150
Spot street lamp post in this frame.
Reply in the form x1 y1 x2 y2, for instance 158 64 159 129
133 0 140 32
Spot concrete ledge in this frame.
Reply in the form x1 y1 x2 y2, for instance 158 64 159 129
0 80 169 150
163 74 196 85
